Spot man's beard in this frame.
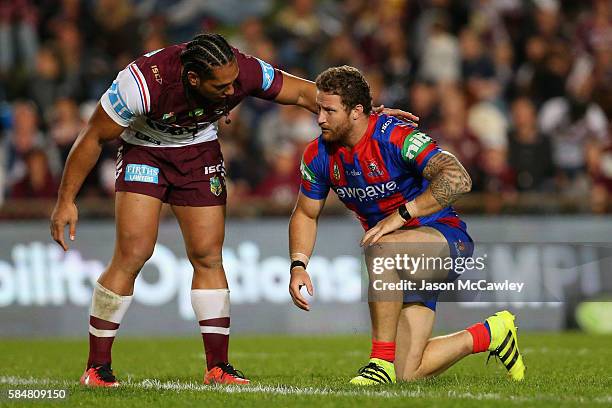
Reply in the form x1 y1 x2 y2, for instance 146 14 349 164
324 121 352 143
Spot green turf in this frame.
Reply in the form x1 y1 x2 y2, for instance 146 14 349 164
1 333 611 407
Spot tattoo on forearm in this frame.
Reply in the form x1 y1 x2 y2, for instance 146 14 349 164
422 152 472 208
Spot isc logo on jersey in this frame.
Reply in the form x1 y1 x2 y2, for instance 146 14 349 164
335 181 397 202
404 131 432 160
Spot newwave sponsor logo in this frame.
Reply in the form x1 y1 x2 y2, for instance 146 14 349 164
0 242 362 320
335 181 397 202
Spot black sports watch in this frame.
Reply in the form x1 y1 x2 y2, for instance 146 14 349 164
398 203 412 221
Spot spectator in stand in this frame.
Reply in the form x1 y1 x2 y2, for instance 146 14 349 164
429 88 482 189
273 0 322 75
407 80 439 130
39 0 97 44
0 1 609 215
251 142 300 211
217 105 266 200
508 96 555 192
538 74 609 188
92 0 141 66
493 41 515 99
9 147 58 199
0 0 38 77
418 13 461 85
460 28 501 106
28 46 63 115
257 104 319 154
574 0 612 58
1 100 60 193
53 22 85 101
585 138 612 213
467 98 508 152
477 147 516 213
514 35 548 102
323 30 363 69
48 97 83 164
592 46 612 119
531 0 568 43
230 17 268 57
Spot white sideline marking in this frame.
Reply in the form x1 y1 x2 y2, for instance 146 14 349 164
522 347 590 355
0 376 609 404
201 350 364 360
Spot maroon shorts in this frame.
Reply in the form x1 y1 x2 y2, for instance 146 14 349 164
115 139 226 206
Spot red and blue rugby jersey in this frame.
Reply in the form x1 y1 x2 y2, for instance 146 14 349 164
300 113 465 231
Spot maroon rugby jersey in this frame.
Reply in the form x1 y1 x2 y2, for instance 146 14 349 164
101 45 284 146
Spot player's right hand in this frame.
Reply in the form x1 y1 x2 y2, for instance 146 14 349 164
50 201 78 251
289 267 314 311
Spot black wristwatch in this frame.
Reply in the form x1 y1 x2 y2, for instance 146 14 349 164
398 203 412 221
290 260 306 272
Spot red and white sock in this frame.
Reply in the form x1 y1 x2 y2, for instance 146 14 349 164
191 289 230 370
370 339 396 362
466 322 491 353
87 283 132 368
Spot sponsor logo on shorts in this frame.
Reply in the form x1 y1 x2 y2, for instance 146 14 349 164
210 175 223 196
204 162 225 175
124 164 159 184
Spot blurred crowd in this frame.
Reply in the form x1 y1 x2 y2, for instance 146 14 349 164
1 0 611 216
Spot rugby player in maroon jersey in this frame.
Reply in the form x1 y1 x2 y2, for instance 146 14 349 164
49 33 418 387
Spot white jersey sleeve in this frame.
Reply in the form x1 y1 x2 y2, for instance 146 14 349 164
100 64 151 127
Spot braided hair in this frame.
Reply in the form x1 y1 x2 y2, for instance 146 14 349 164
180 33 235 82
180 33 236 122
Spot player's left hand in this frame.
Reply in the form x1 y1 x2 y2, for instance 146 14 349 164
373 105 419 124
289 267 314 311
360 211 405 247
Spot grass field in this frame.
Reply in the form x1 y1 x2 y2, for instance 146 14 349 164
1 333 611 407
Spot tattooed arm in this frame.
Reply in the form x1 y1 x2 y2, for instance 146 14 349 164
360 150 471 246
408 151 472 217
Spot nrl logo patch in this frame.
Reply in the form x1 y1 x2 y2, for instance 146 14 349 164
210 175 223 196
333 163 341 181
